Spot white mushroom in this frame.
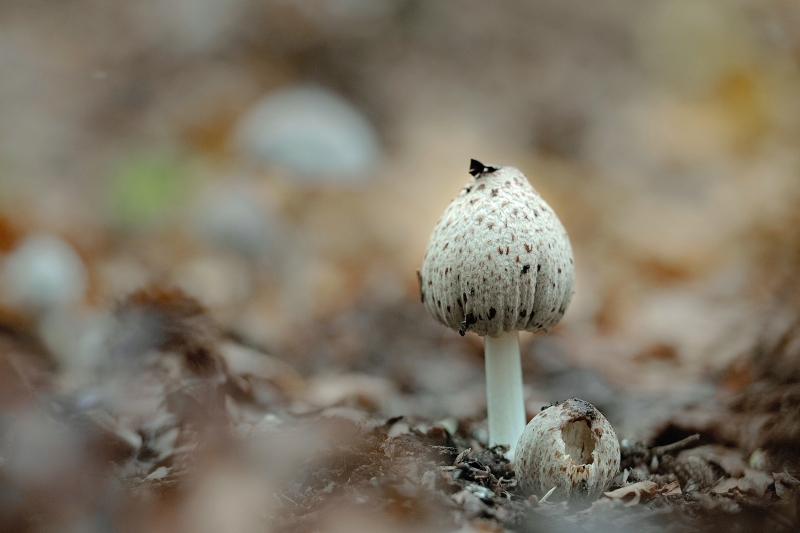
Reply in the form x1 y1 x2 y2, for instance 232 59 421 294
514 398 620 503
419 160 574 458
236 85 382 184
3 233 88 311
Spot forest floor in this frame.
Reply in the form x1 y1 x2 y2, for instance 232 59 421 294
2 285 798 533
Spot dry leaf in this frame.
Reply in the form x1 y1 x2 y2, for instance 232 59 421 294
680 445 748 477
711 469 773 497
774 472 800 499
604 481 658 506
659 480 682 497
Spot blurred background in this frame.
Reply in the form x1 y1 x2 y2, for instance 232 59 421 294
1 0 800 532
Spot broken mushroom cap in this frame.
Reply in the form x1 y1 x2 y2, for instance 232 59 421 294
514 398 620 503
418 160 574 337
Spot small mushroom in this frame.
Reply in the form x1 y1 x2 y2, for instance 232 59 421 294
236 85 382 184
418 160 574 457
3 233 88 311
515 398 620 504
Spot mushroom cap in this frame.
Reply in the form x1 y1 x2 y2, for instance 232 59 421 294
4 233 88 310
419 162 574 337
514 398 620 503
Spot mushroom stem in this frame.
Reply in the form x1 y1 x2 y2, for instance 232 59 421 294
484 330 526 459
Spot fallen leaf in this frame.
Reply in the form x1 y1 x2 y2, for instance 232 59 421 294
711 469 773 497
678 445 747 478
604 481 658 506
773 472 800 500
659 480 682 497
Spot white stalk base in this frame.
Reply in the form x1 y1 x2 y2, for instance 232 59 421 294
484 331 526 460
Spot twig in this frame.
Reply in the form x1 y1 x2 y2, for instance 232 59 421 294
651 433 700 456
539 486 557 504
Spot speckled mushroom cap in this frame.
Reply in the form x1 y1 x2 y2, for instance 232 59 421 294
419 161 574 337
514 399 620 503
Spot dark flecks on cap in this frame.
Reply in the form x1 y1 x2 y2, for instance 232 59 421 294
521 264 530 274
469 159 499 177
459 312 477 336
488 307 496 319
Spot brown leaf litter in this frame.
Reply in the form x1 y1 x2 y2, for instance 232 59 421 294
1 287 800 533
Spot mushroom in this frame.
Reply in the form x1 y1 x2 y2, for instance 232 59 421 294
418 160 574 458
514 398 620 504
3 233 88 311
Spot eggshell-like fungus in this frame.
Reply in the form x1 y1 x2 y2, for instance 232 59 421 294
515 398 620 503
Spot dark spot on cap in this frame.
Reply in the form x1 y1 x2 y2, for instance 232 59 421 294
525 244 533 253
519 309 527 317
521 264 530 274
537 264 541 271
491 188 499 197
488 307 496 319
459 312 477 336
